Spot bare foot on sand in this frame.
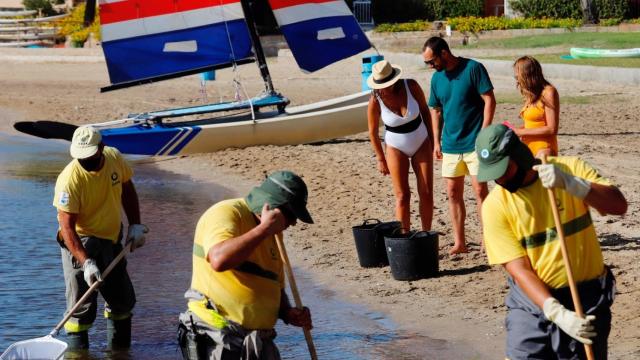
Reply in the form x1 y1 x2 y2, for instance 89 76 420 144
449 244 469 255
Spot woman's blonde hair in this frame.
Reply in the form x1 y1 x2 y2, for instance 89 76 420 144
514 56 551 106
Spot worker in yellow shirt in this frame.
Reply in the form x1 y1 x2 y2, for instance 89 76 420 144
476 124 627 359
53 126 148 351
178 170 313 360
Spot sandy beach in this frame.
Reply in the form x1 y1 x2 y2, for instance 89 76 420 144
0 42 638 359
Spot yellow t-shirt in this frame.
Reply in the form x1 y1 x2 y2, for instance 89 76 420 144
483 156 611 288
53 147 132 242
190 198 285 330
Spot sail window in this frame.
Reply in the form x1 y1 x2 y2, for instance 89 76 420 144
317 27 345 40
163 41 198 53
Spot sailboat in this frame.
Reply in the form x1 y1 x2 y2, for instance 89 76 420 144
15 0 374 155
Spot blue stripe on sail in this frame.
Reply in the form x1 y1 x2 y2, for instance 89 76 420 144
102 19 252 85
100 125 201 156
279 16 370 73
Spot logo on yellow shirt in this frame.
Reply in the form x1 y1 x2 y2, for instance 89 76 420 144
111 172 120 186
58 191 69 206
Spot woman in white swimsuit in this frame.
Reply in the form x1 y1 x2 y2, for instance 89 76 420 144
367 60 434 232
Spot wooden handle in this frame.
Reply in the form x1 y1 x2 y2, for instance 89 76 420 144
275 234 318 360
52 242 132 335
541 156 594 360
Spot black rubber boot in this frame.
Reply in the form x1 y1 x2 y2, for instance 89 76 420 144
66 330 89 350
107 316 132 349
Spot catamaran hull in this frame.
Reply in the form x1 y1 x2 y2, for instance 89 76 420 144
99 100 369 156
570 47 640 59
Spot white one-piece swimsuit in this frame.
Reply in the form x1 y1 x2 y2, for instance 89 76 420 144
377 79 428 157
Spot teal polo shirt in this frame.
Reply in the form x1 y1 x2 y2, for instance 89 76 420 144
428 58 493 153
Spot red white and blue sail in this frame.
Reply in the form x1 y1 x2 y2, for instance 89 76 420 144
269 0 371 72
99 0 254 87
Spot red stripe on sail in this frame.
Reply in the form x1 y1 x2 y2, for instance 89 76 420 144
100 0 240 25
268 0 337 10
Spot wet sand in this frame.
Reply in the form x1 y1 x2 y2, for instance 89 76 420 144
0 45 638 359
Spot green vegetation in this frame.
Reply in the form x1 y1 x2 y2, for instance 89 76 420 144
447 16 581 32
56 3 100 45
369 0 482 24
509 0 585 19
464 32 640 50
23 0 56 16
375 21 431 32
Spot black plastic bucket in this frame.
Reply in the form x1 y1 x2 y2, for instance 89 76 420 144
352 219 400 268
384 230 439 281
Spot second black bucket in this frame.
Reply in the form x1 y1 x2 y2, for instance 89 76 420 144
384 230 439 281
352 219 400 268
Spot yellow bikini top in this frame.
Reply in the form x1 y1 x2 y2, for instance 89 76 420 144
520 100 546 128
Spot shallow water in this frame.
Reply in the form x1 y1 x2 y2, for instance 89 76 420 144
0 132 457 359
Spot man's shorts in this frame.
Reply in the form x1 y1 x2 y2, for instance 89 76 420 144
441 151 480 178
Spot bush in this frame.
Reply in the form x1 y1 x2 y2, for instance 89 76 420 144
593 0 629 20
22 0 57 16
374 20 431 32
509 0 583 19
426 0 483 20
56 3 101 44
447 16 582 32
599 18 623 26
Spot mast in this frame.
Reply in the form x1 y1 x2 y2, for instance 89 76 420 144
240 0 276 95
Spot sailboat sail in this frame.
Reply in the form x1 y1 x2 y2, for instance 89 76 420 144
99 0 254 90
269 0 371 72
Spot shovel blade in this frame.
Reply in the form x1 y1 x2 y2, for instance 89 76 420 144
0 335 67 360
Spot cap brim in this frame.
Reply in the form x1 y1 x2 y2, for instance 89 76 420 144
366 66 403 90
287 201 314 224
477 155 510 182
70 145 99 159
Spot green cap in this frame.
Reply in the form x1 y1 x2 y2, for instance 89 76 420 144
476 124 533 182
245 171 314 224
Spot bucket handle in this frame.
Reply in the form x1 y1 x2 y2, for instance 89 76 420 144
361 218 381 226
408 230 432 240
389 227 411 237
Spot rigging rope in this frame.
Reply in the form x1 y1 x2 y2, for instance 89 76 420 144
220 0 255 120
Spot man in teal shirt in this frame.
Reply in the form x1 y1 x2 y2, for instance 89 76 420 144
423 37 496 255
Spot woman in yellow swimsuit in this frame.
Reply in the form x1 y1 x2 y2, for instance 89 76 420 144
513 56 559 157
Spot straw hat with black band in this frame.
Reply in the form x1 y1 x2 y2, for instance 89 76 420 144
367 60 403 90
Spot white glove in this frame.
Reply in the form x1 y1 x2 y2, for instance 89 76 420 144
126 224 149 251
543 298 596 344
82 258 102 286
533 164 591 199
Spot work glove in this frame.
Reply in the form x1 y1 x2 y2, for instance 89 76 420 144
82 258 102 286
543 297 596 344
126 224 149 252
533 164 591 199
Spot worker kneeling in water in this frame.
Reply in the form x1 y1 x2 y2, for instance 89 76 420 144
476 124 627 359
178 171 313 360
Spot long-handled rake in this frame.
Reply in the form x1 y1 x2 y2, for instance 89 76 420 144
542 156 595 360
0 242 132 360
274 234 317 360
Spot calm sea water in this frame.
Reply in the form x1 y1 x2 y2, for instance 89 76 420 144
0 131 458 359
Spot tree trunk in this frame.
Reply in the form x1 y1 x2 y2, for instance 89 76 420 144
581 0 595 23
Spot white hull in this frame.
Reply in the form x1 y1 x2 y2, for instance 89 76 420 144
95 91 371 156
181 101 369 154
